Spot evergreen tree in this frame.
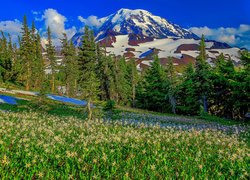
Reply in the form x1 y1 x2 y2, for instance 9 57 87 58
127 58 139 107
96 45 114 101
140 56 169 112
19 15 33 90
0 32 14 83
166 57 177 114
177 63 199 115
10 41 20 83
231 51 250 119
30 21 44 90
46 26 57 93
194 35 211 113
78 26 100 119
60 33 78 97
0 32 8 82
114 57 130 105
210 54 235 118
240 50 250 71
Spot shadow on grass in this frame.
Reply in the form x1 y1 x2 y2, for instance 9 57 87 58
0 99 86 119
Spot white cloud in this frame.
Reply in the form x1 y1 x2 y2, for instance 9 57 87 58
0 9 77 47
78 15 108 32
0 19 22 43
78 15 104 28
31 10 41 15
42 8 77 46
189 24 250 49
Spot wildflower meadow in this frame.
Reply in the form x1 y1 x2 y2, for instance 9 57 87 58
0 111 249 179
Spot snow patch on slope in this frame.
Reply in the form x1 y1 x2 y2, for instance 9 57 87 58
106 35 241 64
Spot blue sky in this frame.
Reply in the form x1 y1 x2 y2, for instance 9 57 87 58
0 0 250 48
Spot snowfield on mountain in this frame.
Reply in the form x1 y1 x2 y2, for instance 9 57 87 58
71 8 242 70
105 35 241 67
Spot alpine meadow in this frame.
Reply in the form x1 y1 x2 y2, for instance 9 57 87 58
0 1 250 179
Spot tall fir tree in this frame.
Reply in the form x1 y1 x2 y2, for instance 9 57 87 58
231 51 250 119
194 34 211 113
46 26 57 93
166 57 177 114
127 58 139 107
0 31 6 82
210 54 235 118
139 56 169 112
96 44 115 101
114 57 131 105
78 26 100 119
177 63 199 115
30 21 44 90
60 33 78 97
19 15 33 90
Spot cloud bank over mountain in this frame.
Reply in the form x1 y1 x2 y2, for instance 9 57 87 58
189 24 250 49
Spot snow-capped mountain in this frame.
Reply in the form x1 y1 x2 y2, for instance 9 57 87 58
72 8 199 46
71 8 241 70
96 8 199 40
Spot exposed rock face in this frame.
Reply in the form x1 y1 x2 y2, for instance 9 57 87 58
72 8 199 46
175 44 199 53
70 8 241 71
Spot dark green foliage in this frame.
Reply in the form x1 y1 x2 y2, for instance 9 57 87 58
176 63 199 115
2 17 45 91
231 68 249 120
19 15 33 90
78 26 100 119
209 54 235 118
46 26 57 93
96 45 115 101
0 32 13 83
127 58 139 107
60 33 79 97
165 57 177 114
30 21 45 90
104 100 116 111
113 57 131 105
194 35 211 113
240 50 250 71
137 56 170 112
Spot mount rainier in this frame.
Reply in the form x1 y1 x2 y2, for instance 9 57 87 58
71 8 241 70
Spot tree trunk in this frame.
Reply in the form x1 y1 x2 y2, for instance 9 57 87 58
51 74 55 93
203 95 208 113
87 98 92 120
132 84 136 107
66 81 69 96
169 94 176 114
25 75 29 91
74 79 77 97
26 62 30 91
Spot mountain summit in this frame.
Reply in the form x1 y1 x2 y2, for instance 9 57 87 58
72 8 199 46
71 8 240 68
96 8 199 39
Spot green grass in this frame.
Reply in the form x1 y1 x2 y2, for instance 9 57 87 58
117 105 249 126
0 93 249 178
0 111 249 179
0 93 85 119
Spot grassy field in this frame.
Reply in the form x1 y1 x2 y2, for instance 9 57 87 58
0 94 249 179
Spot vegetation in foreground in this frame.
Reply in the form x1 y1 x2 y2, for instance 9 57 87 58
0 110 249 179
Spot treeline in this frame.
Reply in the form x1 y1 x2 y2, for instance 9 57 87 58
136 37 249 120
0 17 249 120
